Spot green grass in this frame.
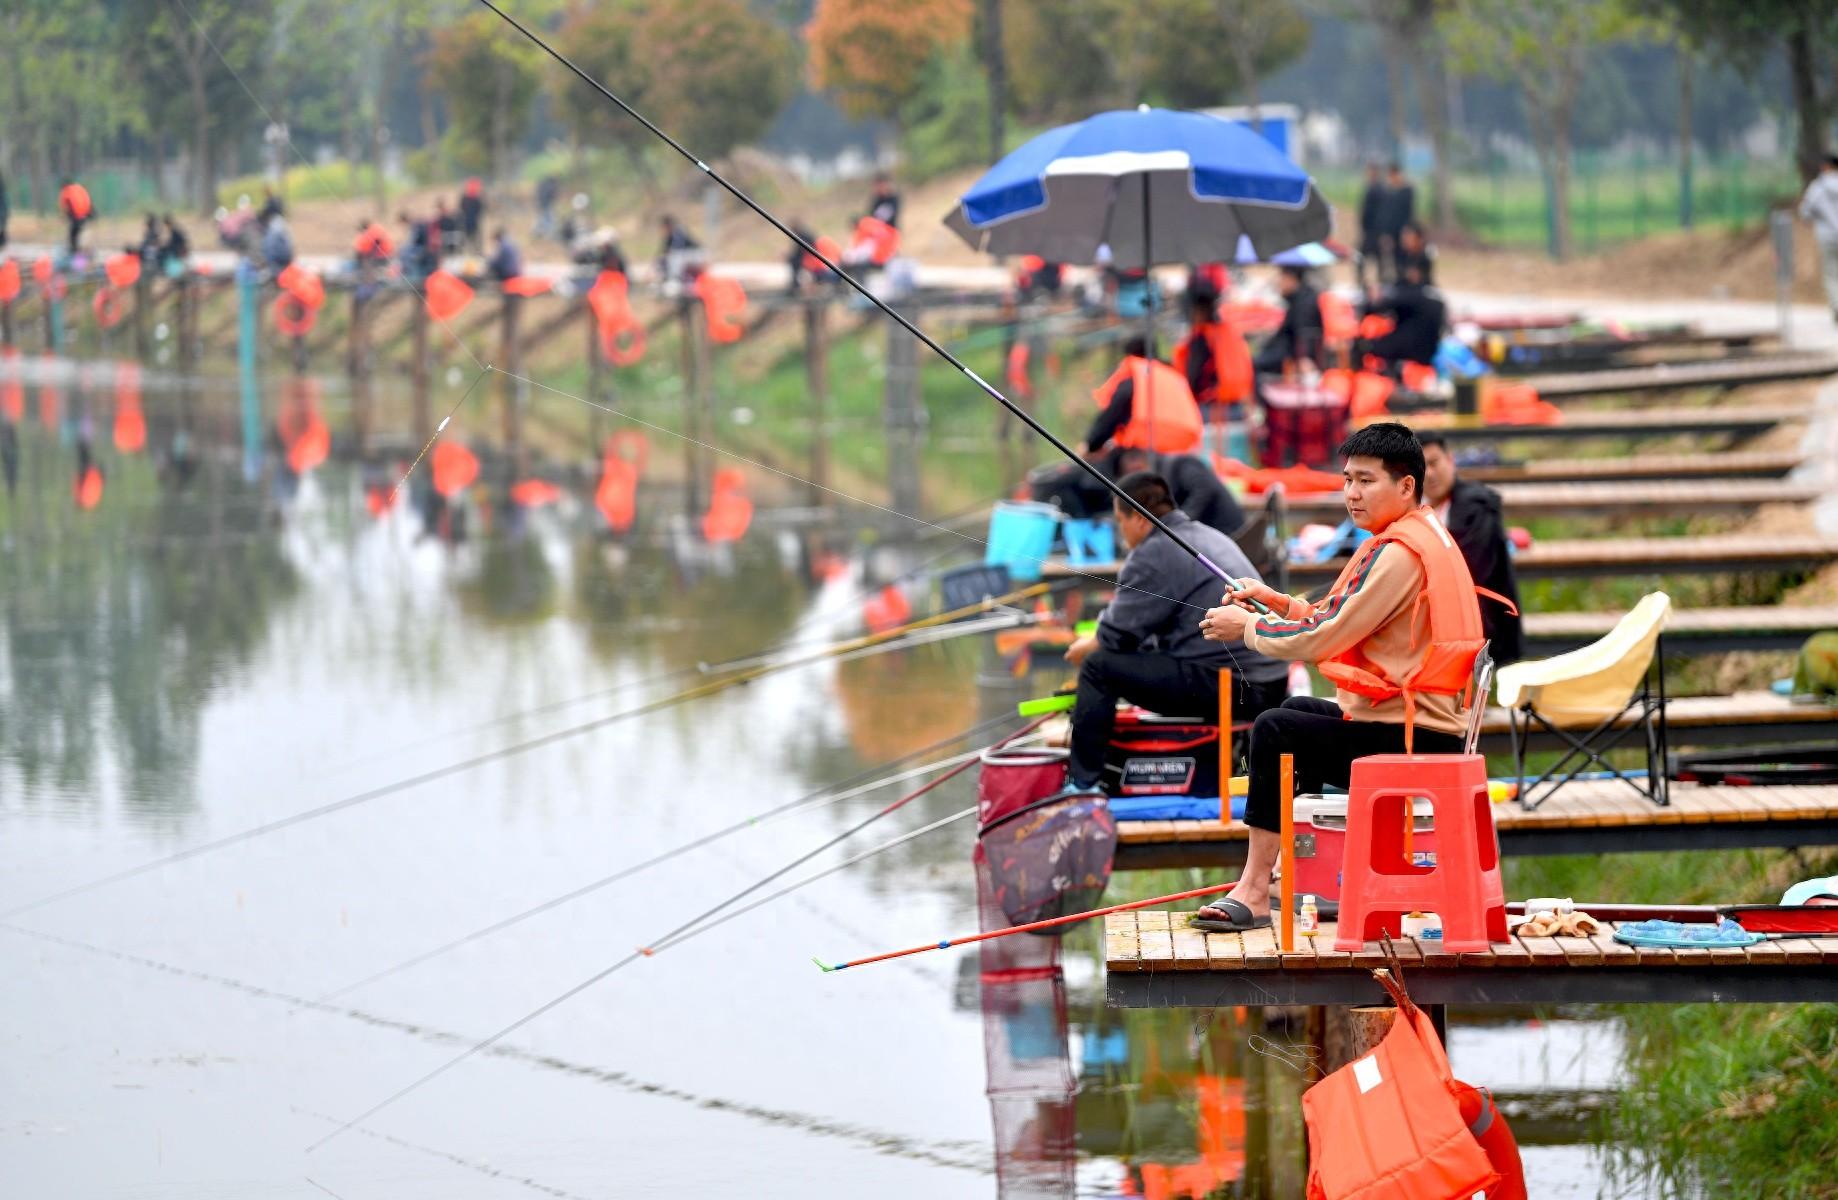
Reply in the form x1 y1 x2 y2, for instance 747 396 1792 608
217 161 385 209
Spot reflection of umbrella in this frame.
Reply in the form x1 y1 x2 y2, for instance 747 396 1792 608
945 107 1329 267
1234 234 1344 268
947 107 1329 441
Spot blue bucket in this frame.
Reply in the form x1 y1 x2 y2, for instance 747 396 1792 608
985 500 1060 581
1061 517 1116 566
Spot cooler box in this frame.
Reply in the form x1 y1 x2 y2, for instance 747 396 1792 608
1291 794 1442 903
1102 708 1221 798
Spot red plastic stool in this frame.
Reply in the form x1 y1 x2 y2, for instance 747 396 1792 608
1332 753 1507 954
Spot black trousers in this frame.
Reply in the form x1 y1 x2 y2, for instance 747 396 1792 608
1243 696 1464 832
1069 649 1288 785
1030 448 1126 520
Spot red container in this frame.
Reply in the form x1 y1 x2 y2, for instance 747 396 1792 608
978 748 1068 828
1290 795 1442 903
1103 708 1221 797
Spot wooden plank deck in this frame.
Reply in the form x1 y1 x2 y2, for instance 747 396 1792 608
1526 605 1838 656
1405 404 1809 443
1465 450 1802 484
1288 479 1818 519
1528 352 1838 398
1113 781 1838 871
1482 691 1838 753
1045 535 1838 588
1103 914 1838 1006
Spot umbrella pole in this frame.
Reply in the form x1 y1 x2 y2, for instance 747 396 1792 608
1140 172 1155 450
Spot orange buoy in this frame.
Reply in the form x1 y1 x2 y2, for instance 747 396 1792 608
92 285 127 329
113 364 146 453
431 440 479 498
74 464 104 509
104 253 142 290
273 292 316 338
693 273 747 344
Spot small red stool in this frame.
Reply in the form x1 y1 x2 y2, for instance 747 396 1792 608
1332 753 1508 954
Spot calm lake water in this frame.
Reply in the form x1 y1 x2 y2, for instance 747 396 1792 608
0 360 1640 1197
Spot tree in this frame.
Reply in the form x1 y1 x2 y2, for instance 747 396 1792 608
127 0 275 213
1211 0 1309 127
631 0 796 162
426 10 543 181
552 2 652 162
806 0 975 121
4 2 146 212
1444 0 1641 259
980 0 1007 163
1633 0 1838 184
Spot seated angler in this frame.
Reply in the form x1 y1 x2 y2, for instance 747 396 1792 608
1054 471 1290 798
1192 423 1490 930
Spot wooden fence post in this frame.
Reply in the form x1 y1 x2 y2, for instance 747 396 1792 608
498 290 524 476
803 296 830 505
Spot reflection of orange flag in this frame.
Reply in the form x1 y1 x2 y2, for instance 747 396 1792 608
113 363 146 453
1 348 22 423
594 453 638 533
38 354 60 430
693 273 747 344
276 378 330 473
431 439 479 497
75 465 104 509
510 478 561 507
32 257 53 287
424 270 474 322
104 253 142 290
701 468 751 543
0 260 20 303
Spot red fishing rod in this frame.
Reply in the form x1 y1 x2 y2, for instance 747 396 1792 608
814 882 1237 972
471 0 1235 586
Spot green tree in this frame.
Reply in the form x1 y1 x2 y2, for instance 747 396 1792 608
427 9 544 181
3 2 147 213
126 0 276 213
631 0 796 162
807 0 975 121
1444 0 1644 259
552 2 652 163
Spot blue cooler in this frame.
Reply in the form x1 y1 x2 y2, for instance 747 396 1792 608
985 500 1059 581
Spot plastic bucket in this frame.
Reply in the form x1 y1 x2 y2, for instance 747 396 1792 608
985 500 1059 581
1060 517 1116 566
978 747 1068 828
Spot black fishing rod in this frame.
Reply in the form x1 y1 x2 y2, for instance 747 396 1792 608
471 0 1235 586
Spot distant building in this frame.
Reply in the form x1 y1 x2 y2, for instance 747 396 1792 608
1200 103 1304 164
757 91 897 186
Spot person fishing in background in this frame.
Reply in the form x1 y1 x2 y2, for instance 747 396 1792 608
1049 470 1288 800
138 214 163 263
1357 262 1445 375
1356 162 1386 290
1115 447 1245 537
460 178 486 255
1193 423 1488 930
866 172 900 228
1251 266 1325 376
489 228 523 283
258 185 285 227
1174 279 1252 449
1375 161 1415 283
159 215 190 275
59 177 93 256
657 214 703 289
1418 430 1523 664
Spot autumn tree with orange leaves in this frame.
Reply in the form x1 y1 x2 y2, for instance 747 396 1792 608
806 0 975 121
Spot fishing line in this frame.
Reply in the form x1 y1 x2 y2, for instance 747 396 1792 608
384 368 491 509
317 710 1016 1001
1 582 1042 920
296 1111 592 1200
472 0 1234 585
305 715 1043 1151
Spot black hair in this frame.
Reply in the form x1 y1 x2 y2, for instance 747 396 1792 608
1416 430 1448 452
1827 153 1838 170
1338 422 1424 502
1114 471 1176 517
1122 335 1151 359
1186 278 1219 316
1387 161 1403 174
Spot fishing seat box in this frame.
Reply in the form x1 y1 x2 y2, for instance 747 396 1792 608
1101 707 1221 798
1291 795 1443 903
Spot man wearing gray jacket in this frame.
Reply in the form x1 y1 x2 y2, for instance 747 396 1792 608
1801 155 1838 323
1057 471 1290 793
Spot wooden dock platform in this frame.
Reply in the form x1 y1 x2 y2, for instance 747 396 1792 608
1466 449 1802 484
1406 404 1809 444
1114 781 1838 871
1104 913 1838 1006
1525 605 1838 656
1288 479 1818 520
1529 351 1838 398
1046 535 1838 588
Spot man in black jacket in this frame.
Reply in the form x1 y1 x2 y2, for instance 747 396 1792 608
1356 163 1386 290
1419 431 1523 664
1251 268 1323 374
1117 447 1246 537
1359 267 1446 372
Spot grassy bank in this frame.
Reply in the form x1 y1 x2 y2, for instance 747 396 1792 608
1505 848 1838 1198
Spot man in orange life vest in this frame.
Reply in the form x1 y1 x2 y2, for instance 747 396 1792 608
1029 336 1202 519
1192 423 1485 929
59 178 93 255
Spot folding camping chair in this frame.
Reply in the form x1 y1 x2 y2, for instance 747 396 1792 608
1496 592 1671 809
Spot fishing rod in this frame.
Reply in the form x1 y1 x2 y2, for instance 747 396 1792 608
815 882 1238 972
2 581 1049 921
318 710 1017 1001
307 713 1048 1151
472 0 1236 587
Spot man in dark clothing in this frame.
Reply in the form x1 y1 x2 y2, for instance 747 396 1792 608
1356 163 1386 290
1251 268 1323 374
488 229 522 282
1375 163 1416 283
1420 430 1523 664
1118 448 1245 537
866 173 900 228
1 169 11 251
435 199 459 254
460 179 485 254
1056 471 1290 793
1394 220 1435 285
1359 270 1446 370
258 186 284 226
160 216 189 272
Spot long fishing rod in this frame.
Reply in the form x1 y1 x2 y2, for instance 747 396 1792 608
318 709 1017 1001
472 0 1234 586
814 882 1238 972
307 713 1048 1151
2 581 1049 921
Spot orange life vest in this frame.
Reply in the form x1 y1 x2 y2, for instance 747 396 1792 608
60 183 92 221
1091 356 1203 453
1303 979 1503 1200
1172 321 1253 407
1317 291 1358 345
1317 507 1492 751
